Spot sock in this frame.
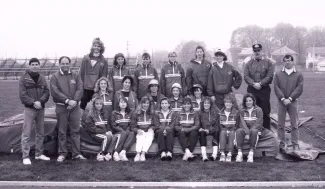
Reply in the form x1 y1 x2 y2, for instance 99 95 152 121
238 151 243 156
212 146 218 156
227 152 232 157
185 148 190 154
120 150 126 154
201 146 206 154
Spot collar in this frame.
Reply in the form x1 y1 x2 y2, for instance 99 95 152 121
253 56 265 61
60 69 71 75
169 60 177 66
281 67 296 73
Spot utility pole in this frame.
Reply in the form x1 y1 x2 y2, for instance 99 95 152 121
126 41 130 61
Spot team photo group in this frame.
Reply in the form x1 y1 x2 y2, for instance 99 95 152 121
19 37 304 165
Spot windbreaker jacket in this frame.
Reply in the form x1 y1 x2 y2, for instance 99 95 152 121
146 92 166 113
83 111 109 134
185 59 212 94
19 71 50 109
79 54 109 90
175 110 200 133
189 95 204 112
50 70 83 106
109 65 130 93
92 91 114 121
130 109 155 132
111 111 132 133
199 108 220 132
244 57 275 87
154 110 177 131
169 97 183 112
219 107 240 130
239 105 263 134
207 62 242 95
133 64 159 99
160 61 186 97
114 90 138 111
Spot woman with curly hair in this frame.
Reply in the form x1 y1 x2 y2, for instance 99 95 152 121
109 53 131 94
114 76 138 112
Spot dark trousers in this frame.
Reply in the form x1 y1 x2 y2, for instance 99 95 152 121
80 89 95 110
247 86 271 130
115 131 135 153
56 105 81 157
156 129 174 153
178 130 198 152
219 129 235 152
92 133 114 154
199 130 219 147
236 128 260 150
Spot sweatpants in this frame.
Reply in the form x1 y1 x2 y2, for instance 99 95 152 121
277 100 299 148
236 128 260 150
178 130 198 152
92 133 115 154
21 107 45 159
199 130 219 147
80 89 94 110
56 104 81 157
156 129 174 153
115 131 135 153
248 86 271 130
135 129 154 153
219 129 235 152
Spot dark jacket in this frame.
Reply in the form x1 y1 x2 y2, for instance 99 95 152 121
154 110 177 131
111 111 132 133
219 107 240 130
79 54 109 90
199 108 220 133
83 111 109 134
19 71 50 109
133 64 159 99
160 61 186 97
244 57 275 87
175 110 200 133
130 109 155 132
239 105 263 134
189 95 205 112
109 65 130 93
92 91 114 121
146 91 166 113
114 90 138 112
274 68 304 101
207 62 242 96
169 97 183 112
185 59 211 94
50 69 83 105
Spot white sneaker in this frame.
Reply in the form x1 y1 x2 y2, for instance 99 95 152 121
236 153 243 162
210 153 217 161
226 155 232 162
104 153 112 161
97 153 104 161
35 154 50 161
182 153 188 161
140 152 146 161
113 152 120 161
57 155 66 162
166 152 173 161
202 153 208 162
134 153 141 162
23 158 32 165
161 152 167 161
119 151 128 161
247 152 254 163
219 154 226 162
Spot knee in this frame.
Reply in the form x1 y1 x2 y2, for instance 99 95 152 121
250 129 259 135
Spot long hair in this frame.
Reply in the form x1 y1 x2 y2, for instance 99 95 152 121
242 93 256 109
115 96 131 114
121 75 134 87
94 77 113 93
90 37 105 55
113 53 126 66
200 97 219 112
135 96 152 115
89 97 104 118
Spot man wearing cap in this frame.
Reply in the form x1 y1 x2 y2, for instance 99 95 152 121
207 50 242 109
146 79 165 113
160 52 186 98
244 44 275 130
79 38 110 113
19 58 50 165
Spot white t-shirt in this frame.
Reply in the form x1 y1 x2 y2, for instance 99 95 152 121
162 111 169 118
225 111 230 120
217 61 224 68
195 60 202 64
285 67 294 75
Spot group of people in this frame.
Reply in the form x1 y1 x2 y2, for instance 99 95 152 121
18 38 304 165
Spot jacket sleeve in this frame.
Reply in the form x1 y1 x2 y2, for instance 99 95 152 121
100 59 109 78
239 111 250 134
207 69 214 97
260 60 275 86
19 76 35 106
39 78 50 105
273 73 285 100
211 111 220 133
185 67 193 95
289 73 304 101
168 112 177 130
84 115 97 134
130 112 139 133
179 65 187 97
73 73 83 101
108 69 114 93
111 112 124 133
232 66 242 89
79 56 86 83
159 67 166 96
185 112 200 132
174 112 182 132
133 69 139 96
235 112 241 130
251 108 264 131
243 61 255 86
50 75 68 103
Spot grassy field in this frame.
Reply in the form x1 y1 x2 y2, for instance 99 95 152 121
0 71 324 182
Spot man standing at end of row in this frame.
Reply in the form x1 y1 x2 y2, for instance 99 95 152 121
244 44 275 130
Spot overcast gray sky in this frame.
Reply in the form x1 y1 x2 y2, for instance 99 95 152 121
0 0 323 58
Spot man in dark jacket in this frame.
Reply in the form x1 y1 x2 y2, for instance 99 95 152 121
50 56 86 162
244 44 275 130
186 46 212 96
207 50 242 109
274 54 304 152
19 58 50 165
79 38 110 112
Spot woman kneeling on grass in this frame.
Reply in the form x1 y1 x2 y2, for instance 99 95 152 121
83 97 115 161
131 96 155 162
199 97 220 161
175 97 200 161
155 97 177 161
219 95 240 162
111 97 135 161
236 93 263 163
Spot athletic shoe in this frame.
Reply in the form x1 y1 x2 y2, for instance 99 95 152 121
247 152 254 163
104 153 112 161
113 152 120 161
166 152 173 161
57 155 66 162
293 145 300 152
182 153 188 161
210 154 217 161
23 158 32 165
119 151 128 161
225 155 232 162
35 154 50 161
140 152 146 162
134 153 141 162
219 154 226 162
236 154 243 162
161 152 166 161
202 153 208 162
97 153 104 161
187 152 195 161
73 154 87 160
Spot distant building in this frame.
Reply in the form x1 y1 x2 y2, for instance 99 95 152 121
306 47 325 69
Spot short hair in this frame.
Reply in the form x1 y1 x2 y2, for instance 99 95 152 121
242 93 256 109
29 58 40 65
142 52 151 59
283 54 294 62
168 52 177 57
121 75 134 86
224 94 234 104
160 97 170 108
195 45 205 58
58 56 71 64
113 53 126 66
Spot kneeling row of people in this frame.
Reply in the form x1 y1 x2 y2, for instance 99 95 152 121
83 92 263 163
